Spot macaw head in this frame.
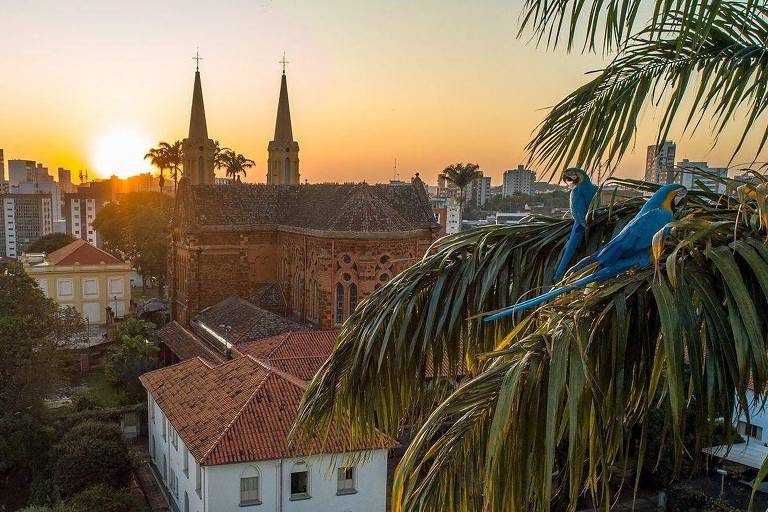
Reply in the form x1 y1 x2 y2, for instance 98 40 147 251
561 168 592 190
643 184 688 213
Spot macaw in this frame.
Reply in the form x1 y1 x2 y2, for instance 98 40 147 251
484 184 688 321
553 168 599 282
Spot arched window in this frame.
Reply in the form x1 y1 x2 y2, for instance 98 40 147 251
239 465 261 505
197 156 204 182
285 157 291 183
290 461 310 499
335 283 344 324
349 283 358 315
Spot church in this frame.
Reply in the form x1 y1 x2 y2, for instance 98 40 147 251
169 64 440 328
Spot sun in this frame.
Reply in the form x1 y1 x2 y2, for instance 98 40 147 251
91 128 153 179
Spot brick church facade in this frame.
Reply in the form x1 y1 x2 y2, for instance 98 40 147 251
169 66 439 328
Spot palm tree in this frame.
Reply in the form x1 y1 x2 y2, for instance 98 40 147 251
213 140 230 176
144 145 167 196
160 140 183 192
293 2 768 511
440 163 481 213
219 150 255 183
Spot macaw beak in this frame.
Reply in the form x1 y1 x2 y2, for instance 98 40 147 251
562 174 578 188
673 189 688 210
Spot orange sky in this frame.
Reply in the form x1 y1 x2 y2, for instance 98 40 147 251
1 1 764 186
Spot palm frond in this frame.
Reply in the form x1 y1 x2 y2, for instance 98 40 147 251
527 1 768 179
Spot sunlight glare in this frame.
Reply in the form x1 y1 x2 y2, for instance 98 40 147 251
91 128 153 179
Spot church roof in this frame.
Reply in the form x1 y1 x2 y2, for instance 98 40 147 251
272 72 294 143
187 70 208 140
238 331 338 381
184 181 437 233
45 239 124 266
157 321 225 366
196 296 312 345
140 354 396 466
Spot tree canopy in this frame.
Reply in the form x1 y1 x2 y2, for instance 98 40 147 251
26 233 76 254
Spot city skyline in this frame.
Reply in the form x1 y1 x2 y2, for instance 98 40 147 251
2 0 765 185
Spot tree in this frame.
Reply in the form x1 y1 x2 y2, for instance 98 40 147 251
104 319 159 401
59 484 142 512
92 192 171 293
440 163 481 213
294 174 768 511
219 149 255 183
52 421 132 498
213 140 230 175
26 233 76 254
162 140 183 191
144 145 168 196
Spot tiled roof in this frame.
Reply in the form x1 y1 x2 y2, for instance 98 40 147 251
184 181 437 232
250 283 287 313
45 240 124 265
239 331 338 381
157 321 225 366
140 355 396 466
196 296 311 345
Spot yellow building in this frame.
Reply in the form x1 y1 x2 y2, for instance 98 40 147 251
22 240 131 324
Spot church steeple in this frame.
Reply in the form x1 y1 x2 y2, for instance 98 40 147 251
182 54 216 186
267 55 300 185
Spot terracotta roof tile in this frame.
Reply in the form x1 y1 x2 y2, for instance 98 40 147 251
45 240 123 265
239 331 338 381
157 321 225 366
140 355 396 466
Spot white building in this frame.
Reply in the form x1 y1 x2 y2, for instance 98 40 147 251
733 388 768 443
140 347 394 512
464 173 492 208
0 193 53 258
677 159 728 194
645 141 677 184
64 192 101 246
503 166 536 196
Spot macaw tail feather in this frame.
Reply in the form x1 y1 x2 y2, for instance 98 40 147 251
483 267 618 321
553 224 585 282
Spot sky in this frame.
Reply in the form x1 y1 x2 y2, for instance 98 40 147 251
0 0 764 185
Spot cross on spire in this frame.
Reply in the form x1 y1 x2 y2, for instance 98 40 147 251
193 48 203 71
279 53 289 75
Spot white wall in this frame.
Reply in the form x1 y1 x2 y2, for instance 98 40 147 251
733 389 768 444
147 391 389 512
205 451 388 512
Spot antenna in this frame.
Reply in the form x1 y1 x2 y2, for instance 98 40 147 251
393 158 399 181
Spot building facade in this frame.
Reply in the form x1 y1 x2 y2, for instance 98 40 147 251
22 240 131 323
0 192 53 258
7 160 35 187
64 191 103 246
141 352 392 512
465 173 491 208
169 67 439 327
503 165 535 196
644 141 677 184
677 159 728 193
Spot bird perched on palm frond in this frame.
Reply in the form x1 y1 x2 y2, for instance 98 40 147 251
553 168 599 282
484 184 688 321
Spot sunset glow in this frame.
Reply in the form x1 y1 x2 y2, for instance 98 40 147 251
91 129 153 179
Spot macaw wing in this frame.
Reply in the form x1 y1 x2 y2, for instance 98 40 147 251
595 208 673 265
571 184 598 228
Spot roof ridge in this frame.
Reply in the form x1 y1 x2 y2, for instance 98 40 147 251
250 355 309 389
139 356 204 381
199 359 271 464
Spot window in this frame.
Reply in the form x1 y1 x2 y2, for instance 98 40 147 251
184 492 189 512
169 469 179 497
290 464 309 500
349 284 358 315
162 454 167 482
82 302 101 323
195 464 201 497
151 435 156 460
57 278 74 299
81 277 99 298
337 466 356 495
108 276 124 297
150 397 155 421
170 426 179 450
162 416 167 440
183 446 189 476
240 476 260 505
335 283 344 324
737 421 763 440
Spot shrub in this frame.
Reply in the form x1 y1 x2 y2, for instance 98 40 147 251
52 421 132 498
59 484 142 512
667 486 741 512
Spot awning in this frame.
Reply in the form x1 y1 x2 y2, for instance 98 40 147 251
703 442 768 470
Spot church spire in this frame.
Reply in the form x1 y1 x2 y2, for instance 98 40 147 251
267 56 300 185
182 54 216 186
273 64 294 143
188 67 209 140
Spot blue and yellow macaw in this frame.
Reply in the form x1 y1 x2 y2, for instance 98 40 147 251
484 184 688 321
554 168 599 282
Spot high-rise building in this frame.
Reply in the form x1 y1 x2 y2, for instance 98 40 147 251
181 65 216 186
8 160 35 187
677 159 728 193
465 173 492 208
0 149 5 181
64 191 105 247
503 165 536 196
645 141 677 184
266 66 300 185
58 168 76 194
0 193 54 258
